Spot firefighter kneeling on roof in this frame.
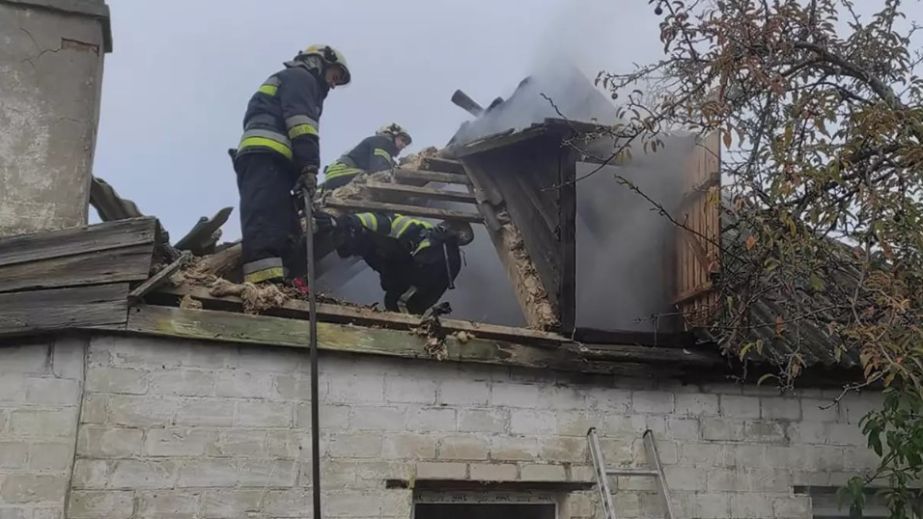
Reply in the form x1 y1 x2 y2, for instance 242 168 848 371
321 123 413 192
232 44 351 287
315 212 474 314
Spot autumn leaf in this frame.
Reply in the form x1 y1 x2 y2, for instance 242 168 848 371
809 273 825 291
745 235 758 250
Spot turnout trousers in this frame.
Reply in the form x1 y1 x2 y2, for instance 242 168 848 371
235 152 304 283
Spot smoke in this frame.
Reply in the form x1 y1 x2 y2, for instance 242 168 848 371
575 137 694 332
450 65 620 145
439 0 689 331
325 215 525 326
320 0 687 331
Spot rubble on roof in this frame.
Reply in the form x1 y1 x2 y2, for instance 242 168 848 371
90 176 234 259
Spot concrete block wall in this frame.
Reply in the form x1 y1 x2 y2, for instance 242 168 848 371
1 334 884 518
0 336 87 519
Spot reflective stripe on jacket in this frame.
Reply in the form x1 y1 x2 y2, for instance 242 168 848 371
390 215 435 254
335 135 398 174
238 62 327 170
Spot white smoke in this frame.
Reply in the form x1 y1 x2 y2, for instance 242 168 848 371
321 0 687 331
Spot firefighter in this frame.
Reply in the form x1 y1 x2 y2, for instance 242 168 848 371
234 44 351 285
315 212 474 313
387 216 474 314
321 123 413 191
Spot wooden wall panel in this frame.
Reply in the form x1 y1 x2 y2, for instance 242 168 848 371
674 133 721 328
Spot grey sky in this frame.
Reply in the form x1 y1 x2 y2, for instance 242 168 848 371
93 0 665 241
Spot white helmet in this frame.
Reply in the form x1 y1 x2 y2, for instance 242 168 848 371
299 44 351 85
376 123 412 144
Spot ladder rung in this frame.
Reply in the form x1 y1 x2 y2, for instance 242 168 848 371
394 168 471 185
587 427 677 519
325 199 484 224
605 468 659 477
365 181 477 203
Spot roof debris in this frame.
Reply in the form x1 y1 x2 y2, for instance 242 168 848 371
412 302 453 361
179 294 202 310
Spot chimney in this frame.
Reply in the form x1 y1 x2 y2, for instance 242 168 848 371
0 0 112 236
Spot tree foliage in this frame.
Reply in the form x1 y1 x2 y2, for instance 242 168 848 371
594 0 923 514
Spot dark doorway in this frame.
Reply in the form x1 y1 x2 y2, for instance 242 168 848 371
415 503 555 519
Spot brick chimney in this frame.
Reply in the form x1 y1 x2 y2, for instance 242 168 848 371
0 0 112 236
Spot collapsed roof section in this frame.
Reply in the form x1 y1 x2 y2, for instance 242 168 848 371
449 119 585 333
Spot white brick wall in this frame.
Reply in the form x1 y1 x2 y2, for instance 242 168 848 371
1 333 887 518
0 336 86 519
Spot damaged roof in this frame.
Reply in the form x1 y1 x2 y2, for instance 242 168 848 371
0 141 864 387
0 215 728 381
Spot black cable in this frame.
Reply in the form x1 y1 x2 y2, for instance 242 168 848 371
302 189 322 519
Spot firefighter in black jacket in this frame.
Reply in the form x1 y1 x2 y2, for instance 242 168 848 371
234 44 351 285
321 124 413 191
317 212 474 313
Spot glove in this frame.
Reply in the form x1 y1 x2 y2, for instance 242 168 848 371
313 212 338 233
296 166 319 196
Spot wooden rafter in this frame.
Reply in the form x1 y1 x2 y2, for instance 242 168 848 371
324 199 484 224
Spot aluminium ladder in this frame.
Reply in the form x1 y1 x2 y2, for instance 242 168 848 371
587 427 678 519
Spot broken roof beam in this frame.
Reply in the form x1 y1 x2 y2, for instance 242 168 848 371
90 177 179 261
417 156 466 175
452 121 579 333
324 199 484 224
173 206 234 256
128 251 191 303
365 182 477 204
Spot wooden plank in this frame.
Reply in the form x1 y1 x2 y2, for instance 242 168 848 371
119 304 715 374
511 174 556 233
325 199 484 224
558 147 578 334
451 120 610 158
0 243 153 294
365 182 477 203
90 176 144 221
461 161 559 330
458 130 579 332
0 217 156 268
419 156 466 174
673 282 714 305
196 242 242 279
173 207 234 254
128 251 191 302
155 284 567 345
674 133 721 327
394 168 472 186
452 126 548 157
0 283 129 337
571 342 723 366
